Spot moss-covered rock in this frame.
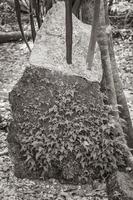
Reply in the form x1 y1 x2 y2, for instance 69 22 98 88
8 66 105 182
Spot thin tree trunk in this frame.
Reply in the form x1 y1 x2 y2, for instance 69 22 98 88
72 0 81 17
97 0 118 118
35 0 42 28
86 0 100 70
14 0 31 52
29 0 36 42
65 0 73 64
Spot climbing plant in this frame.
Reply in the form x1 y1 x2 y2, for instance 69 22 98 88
20 88 127 182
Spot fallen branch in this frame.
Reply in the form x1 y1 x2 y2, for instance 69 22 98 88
0 31 31 43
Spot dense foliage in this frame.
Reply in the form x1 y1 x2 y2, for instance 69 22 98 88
20 89 127 183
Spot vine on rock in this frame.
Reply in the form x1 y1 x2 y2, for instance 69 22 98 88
20 89 127 183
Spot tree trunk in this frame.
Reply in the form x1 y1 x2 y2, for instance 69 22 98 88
98 0 133 180
72 0 81 17
14 0 31 52
34 0 42 28
65 0 73 64
98 0 133 167
82 0 133 149
109 37 133 149
97 0 119 118
81 0 133 170
104 1 133 149
29 0 36 42
86 0 100 70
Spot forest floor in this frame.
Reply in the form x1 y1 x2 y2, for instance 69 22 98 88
0 41 109 200
0 35 133 200
0 2 133 199
0 44 109 199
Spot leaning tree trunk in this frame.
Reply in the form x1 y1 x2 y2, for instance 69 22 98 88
97 0 118 118
98 0 133 168
86 0 100 70
81 0 133 150
98 3 133 199
108 37 133 149
104 1 133 149
81 1 133 199
82 0 133 169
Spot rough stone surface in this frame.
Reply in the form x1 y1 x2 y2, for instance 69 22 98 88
8 2 104 182
30 2 102 83
8 66 104 182
106 171 133 200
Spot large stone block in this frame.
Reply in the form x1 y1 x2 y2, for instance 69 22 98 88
30 2 102 83
8 67 104 182
8 2 104 183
